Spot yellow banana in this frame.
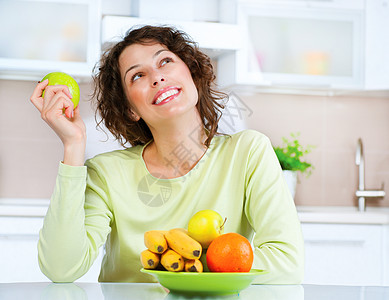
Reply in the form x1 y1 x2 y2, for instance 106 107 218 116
164 228 202 260
144 230 168 254
161 249 184 272
140 249 160 269
184 259 203 273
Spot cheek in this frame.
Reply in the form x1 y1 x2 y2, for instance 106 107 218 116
188 74 199 101
180 65 198 93
126 85 147 108
182 65 194 82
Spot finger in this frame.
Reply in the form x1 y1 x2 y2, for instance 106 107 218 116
30 96 43 113
70 105 80 120
30 79 49 100
55 93 74 118
49 84 73 100
73 105 81 117
42 84 72 104
42 92 74 120
42 86 72 111
63 86 73 100
63 101 74 119
30 79 49 112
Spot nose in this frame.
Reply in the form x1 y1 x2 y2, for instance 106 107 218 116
152 73 165 86
153 78 165 86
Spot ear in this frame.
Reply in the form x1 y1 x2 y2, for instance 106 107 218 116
129 109 141 121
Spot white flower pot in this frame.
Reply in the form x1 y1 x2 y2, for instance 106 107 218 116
283 170 297 199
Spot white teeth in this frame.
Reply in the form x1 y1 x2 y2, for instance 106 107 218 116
154 89 179 105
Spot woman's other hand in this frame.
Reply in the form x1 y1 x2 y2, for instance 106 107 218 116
30 79 86 166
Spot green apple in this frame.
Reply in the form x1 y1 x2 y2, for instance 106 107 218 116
41 72 80 108
187 209 226 249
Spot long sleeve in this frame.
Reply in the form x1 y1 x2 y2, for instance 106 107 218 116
38 162 113 282
244 134 304 284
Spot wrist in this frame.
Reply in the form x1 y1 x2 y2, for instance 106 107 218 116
63 141 86 166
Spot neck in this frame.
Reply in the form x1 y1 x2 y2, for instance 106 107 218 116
144 112 208 178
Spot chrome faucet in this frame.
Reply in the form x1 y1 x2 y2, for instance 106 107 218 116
355 138 385 211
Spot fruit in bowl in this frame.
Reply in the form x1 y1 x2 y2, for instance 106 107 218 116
139 210 254 274
187 209 226 249
141 228 203 273
41 72 80 108
206 232 254 272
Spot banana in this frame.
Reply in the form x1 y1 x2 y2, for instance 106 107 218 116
140 249 160 269
144 230 168 254
184 259 203 273
164 228 202 260
161 249 184 272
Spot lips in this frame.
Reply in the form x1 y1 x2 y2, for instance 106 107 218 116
153 86 181 105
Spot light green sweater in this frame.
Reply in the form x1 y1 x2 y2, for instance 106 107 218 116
38 130 304 283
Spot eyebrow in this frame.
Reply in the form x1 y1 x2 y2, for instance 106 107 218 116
123 49 169 82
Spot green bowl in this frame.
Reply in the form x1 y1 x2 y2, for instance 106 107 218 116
141 268 267 295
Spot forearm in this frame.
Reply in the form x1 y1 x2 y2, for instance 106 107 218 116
38 163 95 282
252 239 304 284
249 192 305 284
244 133 305 284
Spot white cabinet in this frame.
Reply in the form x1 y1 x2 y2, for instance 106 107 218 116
0 200 103 283
0 0 101 81
217 0 389 91
101 16 241 60
301 223 389 286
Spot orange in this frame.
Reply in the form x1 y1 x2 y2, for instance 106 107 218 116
206 232 253 272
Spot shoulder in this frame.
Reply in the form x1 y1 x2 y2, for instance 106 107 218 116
233 129 269 143
85 145 143 170
209 130 273 163
215 129 271 150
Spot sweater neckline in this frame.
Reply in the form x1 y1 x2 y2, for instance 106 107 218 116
138 136 219 182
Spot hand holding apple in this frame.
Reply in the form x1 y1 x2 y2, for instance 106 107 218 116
30 72 86 166
41 72 80 108
187 209 226 249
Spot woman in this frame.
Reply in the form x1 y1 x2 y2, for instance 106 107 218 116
30 25 304 283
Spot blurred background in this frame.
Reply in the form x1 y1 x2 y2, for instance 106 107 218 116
0 0 389 286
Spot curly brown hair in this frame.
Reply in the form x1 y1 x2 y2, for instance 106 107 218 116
92 25 226 147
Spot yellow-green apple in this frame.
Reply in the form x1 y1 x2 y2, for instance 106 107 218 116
187 209 226 249
41 72 80 108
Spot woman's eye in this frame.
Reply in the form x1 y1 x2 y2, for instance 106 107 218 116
131 73 143 82
160 57 173 66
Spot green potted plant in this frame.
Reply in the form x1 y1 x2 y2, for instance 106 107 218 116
273 132 315 199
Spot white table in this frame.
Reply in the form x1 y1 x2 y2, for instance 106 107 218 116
1 283 389 300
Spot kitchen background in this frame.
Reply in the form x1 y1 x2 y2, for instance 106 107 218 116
1 0 388 207
1 80 389 207
1 0 389 286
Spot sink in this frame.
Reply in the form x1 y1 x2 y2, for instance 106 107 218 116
297 206 389 224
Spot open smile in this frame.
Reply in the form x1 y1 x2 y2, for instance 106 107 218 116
153 87 181 105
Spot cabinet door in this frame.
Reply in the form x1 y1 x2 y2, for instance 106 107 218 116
0 0 101 80
239 0 364 10
301 223 384 286
0 216 103 282
235 4 363 89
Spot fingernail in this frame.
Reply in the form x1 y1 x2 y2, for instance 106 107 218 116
71 111 74 118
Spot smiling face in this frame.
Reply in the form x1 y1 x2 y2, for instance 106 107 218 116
119 42 199 128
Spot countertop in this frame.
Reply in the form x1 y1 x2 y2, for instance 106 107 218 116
1 283 389 300
2 200 389 225
297 206 389 224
